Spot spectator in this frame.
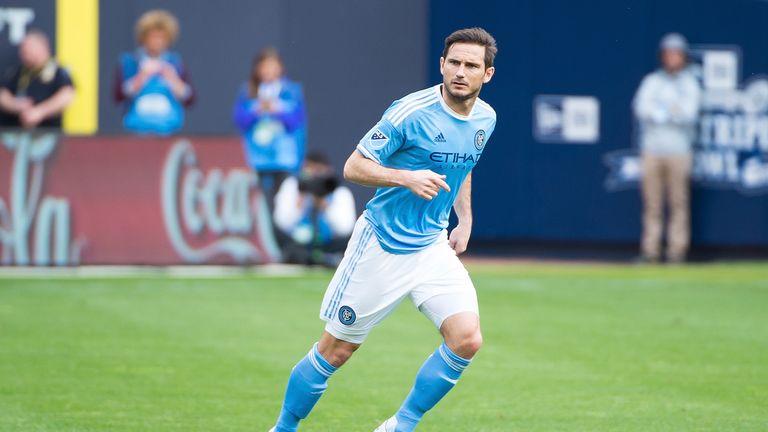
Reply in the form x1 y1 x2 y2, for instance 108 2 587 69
114 9 194 135
633 33 701 263
273 151 356 266
0 30 75 130
233 48 306 201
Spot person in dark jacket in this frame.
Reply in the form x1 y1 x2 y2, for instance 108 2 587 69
0 30 75 130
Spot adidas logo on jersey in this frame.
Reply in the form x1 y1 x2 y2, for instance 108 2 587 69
433 132 447 143
371 130 388 140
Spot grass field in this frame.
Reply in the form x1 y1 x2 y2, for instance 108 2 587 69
0 263 767 431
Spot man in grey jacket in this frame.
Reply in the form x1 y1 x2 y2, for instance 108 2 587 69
633 33 701 263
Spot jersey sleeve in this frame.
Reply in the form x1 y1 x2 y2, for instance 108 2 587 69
356 116 405 164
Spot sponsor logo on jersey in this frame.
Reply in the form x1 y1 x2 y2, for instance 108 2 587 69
433 132 447 143
474 129 486 150
429 152 482 163
338 305 356 325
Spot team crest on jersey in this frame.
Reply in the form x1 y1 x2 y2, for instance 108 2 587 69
338 305 356 325
474 129 486 150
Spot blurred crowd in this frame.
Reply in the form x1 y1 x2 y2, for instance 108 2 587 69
0 10 702 264
0 9 355 266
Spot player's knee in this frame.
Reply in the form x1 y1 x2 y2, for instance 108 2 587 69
318 331 361 367
320 341 360 368
462 330 483 357
324 343 358 367
449 329 483 359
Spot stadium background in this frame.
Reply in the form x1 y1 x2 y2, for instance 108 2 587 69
1 0 767 266
0 2 766 432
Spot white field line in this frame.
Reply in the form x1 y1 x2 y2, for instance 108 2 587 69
0 264 325 279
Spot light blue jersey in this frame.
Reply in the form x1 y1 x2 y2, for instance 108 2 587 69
357 84 496 254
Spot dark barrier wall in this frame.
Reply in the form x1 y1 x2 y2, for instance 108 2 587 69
95 0 427 210
430 0 768 246
0 1 55 64
98 1 427 160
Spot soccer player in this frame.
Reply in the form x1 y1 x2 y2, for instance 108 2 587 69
270 27 497 432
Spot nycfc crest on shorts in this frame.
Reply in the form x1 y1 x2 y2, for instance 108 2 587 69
338 306 356 325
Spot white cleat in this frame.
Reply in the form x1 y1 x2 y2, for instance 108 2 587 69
374 416 398 432
268 428 275 432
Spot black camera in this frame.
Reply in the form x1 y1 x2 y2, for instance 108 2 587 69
298 172 339 197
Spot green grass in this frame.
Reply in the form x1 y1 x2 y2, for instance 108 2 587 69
0 263 767 431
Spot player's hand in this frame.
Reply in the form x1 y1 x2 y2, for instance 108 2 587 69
402 170 450 200
449 223 471 255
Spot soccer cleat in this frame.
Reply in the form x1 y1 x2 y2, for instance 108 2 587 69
268 427 275 432
373 416 398 432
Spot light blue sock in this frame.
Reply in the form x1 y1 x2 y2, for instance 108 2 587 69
275 343 337 432
395 343 472 431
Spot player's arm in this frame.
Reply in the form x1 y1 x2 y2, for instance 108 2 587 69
449 172 472 255
343 149 450 200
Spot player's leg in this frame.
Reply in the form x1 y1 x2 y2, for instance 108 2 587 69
377 238 480 432
271 217 370 432
384 304 479 431
274 216 412 431
273 332 360 432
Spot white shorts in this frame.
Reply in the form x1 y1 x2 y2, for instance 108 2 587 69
320 216 479 344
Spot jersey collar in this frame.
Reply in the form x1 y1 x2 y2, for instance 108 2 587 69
434 84 473 121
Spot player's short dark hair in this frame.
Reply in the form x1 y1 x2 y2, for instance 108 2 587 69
443 27 497 69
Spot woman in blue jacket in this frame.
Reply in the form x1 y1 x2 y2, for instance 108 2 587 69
233 48 307 198
114 10 194 135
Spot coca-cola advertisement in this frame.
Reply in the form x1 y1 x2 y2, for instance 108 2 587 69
0 132 280 265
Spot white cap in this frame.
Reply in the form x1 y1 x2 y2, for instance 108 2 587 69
659 33 688 52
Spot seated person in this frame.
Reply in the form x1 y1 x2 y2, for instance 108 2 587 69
114 9 194 135
0 30 75 130
273 152 356 266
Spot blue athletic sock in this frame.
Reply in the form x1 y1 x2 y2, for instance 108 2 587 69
394 343 472 432
275 343 337 432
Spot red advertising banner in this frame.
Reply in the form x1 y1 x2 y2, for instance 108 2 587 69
0 132 280 265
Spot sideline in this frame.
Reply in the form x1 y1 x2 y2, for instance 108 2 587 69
0 264 326 279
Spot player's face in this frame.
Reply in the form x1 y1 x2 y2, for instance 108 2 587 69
440 43 495 101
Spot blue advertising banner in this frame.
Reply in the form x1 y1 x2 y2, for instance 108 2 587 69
430 0 768 247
